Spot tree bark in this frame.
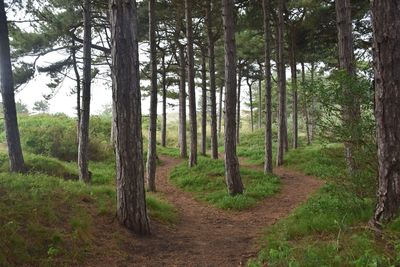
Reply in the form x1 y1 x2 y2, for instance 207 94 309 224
206 0 218 159
218 85 224 137
161 51 167 147
263 0 273 174
290 26 298 149
371 0 400 224
71 39 81 142
0 0 25 173
185 0 198 167
78 0 92 183
301 61 311 146
110 0 150 235
335 0 358 174
258 62 262 129
246 76 254 132
222 0 243 195
236 66 242 144
201 47 207 156
276 0 286 167
177 19 187 159
146 0 157 192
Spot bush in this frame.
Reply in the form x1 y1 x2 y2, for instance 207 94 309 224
16 114 112 162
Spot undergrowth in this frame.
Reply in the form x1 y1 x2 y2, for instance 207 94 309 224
170 156 280 210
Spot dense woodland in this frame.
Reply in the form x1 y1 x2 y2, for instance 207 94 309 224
0 0 399 266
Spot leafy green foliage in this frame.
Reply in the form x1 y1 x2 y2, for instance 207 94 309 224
170 157 280 210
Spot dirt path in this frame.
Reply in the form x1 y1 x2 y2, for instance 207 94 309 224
86 156 324 267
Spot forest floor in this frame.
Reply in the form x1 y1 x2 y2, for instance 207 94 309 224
85 155 324 267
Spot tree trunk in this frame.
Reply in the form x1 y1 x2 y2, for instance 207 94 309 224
335 0 358 174
0 0 25 173
71 39 81 142
263 0 273 174
110 0 150 235
218 85 224 137
146 0 157 192
185 0 198 167
236 66 242 144
161 51 167 147
177 20 187 158
290 26 298 149
371 0 400 224
301 62 311 146
246 76 254 132
201 47 207 156
276 0 286 167
258 62 262 129
78 0 92 183
222 0 243 195
206 0 218 159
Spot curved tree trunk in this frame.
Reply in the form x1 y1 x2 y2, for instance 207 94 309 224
185 0 197 167
78 0 92 183
71 39 81 142
146 0 158 192
222 0 243 195
276 0 286 167
201 47 207 156
110 0 150 235
0 0 25 173
371 0 400 224
263 0 273 174
206 0 218 159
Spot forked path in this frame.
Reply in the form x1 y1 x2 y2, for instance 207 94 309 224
86 156 324 267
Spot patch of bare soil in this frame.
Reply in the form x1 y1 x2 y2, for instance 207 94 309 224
84 156 324 267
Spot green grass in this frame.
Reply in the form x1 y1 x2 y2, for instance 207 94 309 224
170 156 280 210
0 154 177 266
240 132 400 266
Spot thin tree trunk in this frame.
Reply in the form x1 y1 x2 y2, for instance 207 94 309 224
206 0 218 159
236 67 242 144
201 47 207 156
0 0 25 172
276 0 286 167
177 19 187 158
258 62 262 129
146 0 157 192
335 0 359 174
71 39 81 142
222 0 243 195
78 0 92 183
185 0 197 167
218 85 224 137
110 0 150 235
161 51 167 147
290 26 298 149
246 76 254 132
371 0 400 225
263 0 273 174
301 62 311 146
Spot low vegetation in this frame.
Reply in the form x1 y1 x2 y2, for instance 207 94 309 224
170 156 280 210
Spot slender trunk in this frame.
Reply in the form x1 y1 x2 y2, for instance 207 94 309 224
309 62 315 142
301 62 311 146
290 26 298 149
110 0 150 235
185 0 197 167
336 0 359 174
177 21 187 158
161 52 167 147
206 0 218 159
201 47 207 156
0 0 25 172
246 77 254 132
276 0 286 167
263 0 273 174
71 39 81 142
371 0 400 224
218 85 224 137
78 0 92 183
222 0 243 195
236 67 242 144
146 0 157 192
258 62 262 129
